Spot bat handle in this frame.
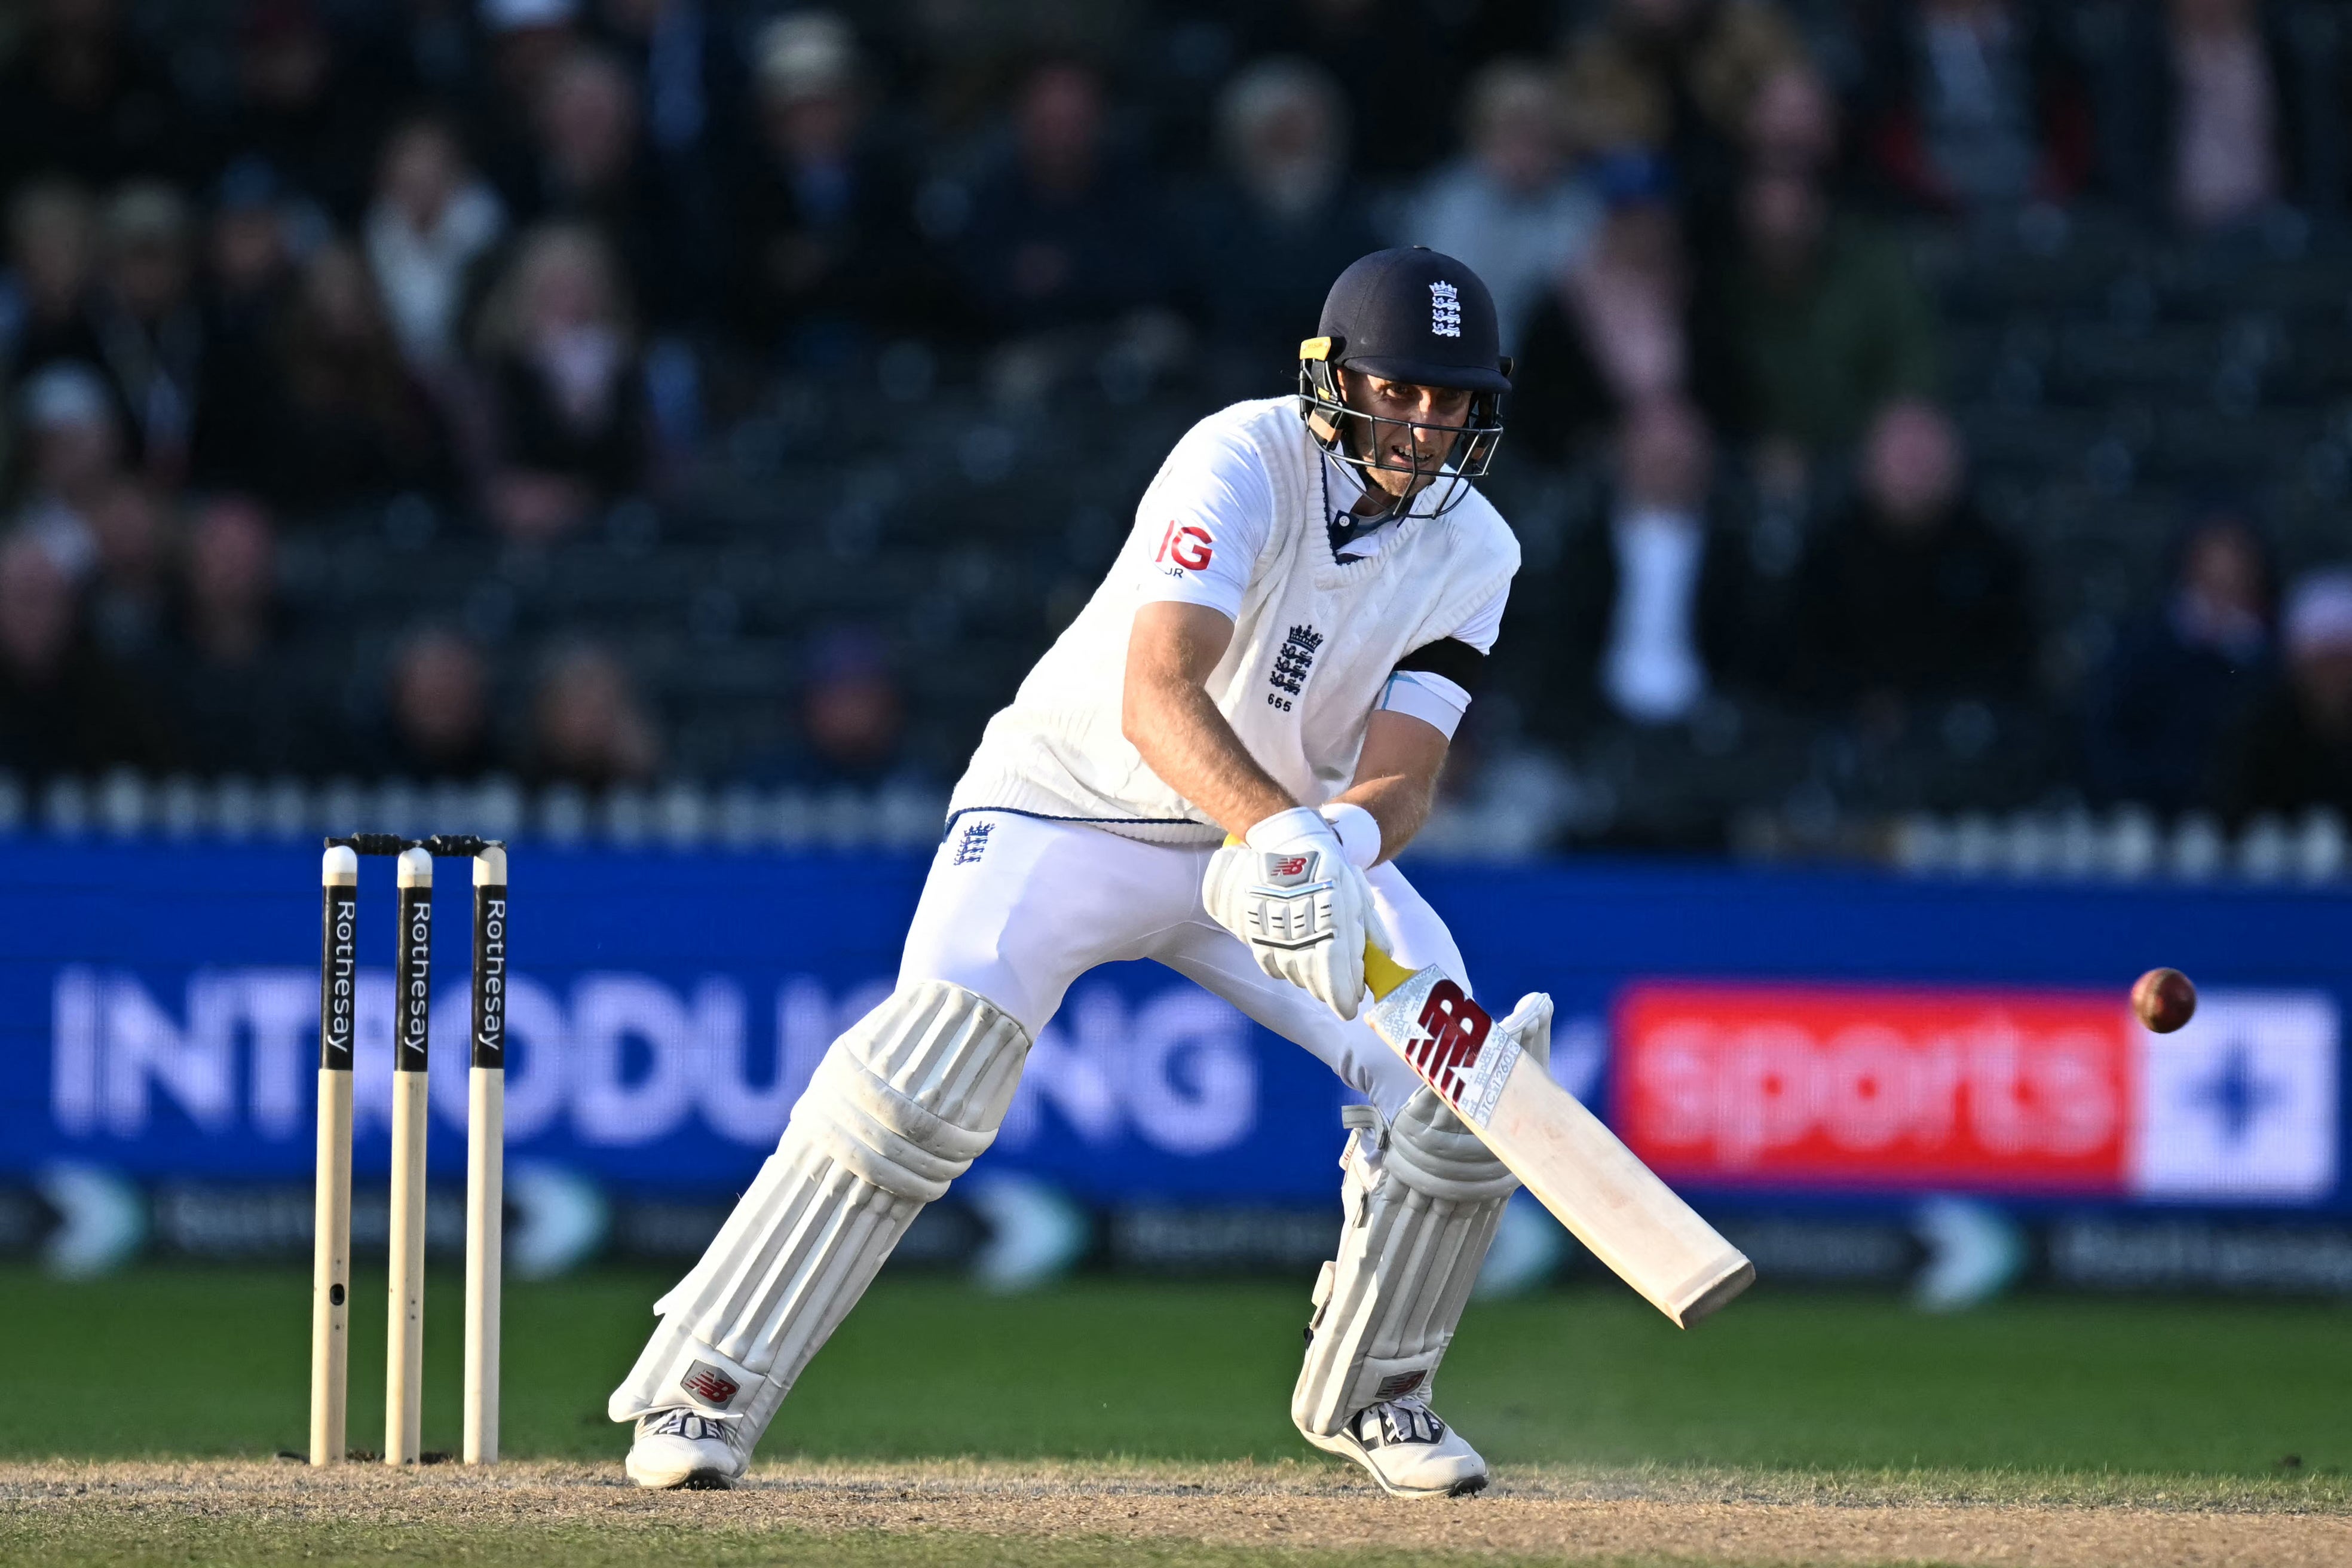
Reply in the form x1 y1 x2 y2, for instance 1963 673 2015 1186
1364 941 1416 1001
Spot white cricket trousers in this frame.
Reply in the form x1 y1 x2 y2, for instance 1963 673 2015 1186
908 811 1459 1116
604 807 1484 1442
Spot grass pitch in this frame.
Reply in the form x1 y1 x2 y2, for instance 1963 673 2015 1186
12 1458 2352 1568
3 1267 2348 1565
2 1266 2346 1477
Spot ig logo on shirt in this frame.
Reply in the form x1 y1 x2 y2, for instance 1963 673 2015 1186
1153 520 1214 572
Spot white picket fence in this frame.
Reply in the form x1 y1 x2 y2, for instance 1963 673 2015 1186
0 770 950 852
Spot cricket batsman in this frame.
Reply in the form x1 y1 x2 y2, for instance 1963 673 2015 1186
611 247 1552 1499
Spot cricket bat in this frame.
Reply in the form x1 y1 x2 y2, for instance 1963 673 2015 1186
1362 942 1754 1327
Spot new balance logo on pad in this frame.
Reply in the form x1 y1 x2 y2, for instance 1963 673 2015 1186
682 1363 741 1408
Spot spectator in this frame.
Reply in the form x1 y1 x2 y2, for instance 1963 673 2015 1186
1788 399 2034 719
169 495 312 776
2212 571 2352 822
0 0 194 196
724 13 930 361
884 0 1141 144
81 474 172 664
1716 163 1942 488
1744 57 1840 178
1509 187 1742 465
1558 0 1808 219
10 362 122 578
797 628 914 787
363 116 508 374
2166 0 2288 231
2084 509 2273 812
1400 59 1601 352
382 624 498 779
1846 0 2092 215
1186 58 1380 387
1 181 102 381
205 160 302 340
475 0 586 211
341 0 494 117
189 160 305 496
2088 0 2328 232
89 182 204 479
527 641 659 788
253 241 455 512
527 43 696 329
954 60 1168 339
530 44 639 210
1592 401 1751 724
593 0 742 185
475 223 650 539
216 0 392 225
1512 399 1754 733
1235 0 1487 179
0 527 174 776
177 497 277 667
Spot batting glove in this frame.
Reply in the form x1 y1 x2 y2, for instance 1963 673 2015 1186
1203 806 1391 1019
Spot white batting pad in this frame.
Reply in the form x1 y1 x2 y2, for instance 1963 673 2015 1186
1292 1009 1548 1438
608 981 1030 1442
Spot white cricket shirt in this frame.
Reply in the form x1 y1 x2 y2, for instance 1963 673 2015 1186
948 396 1521 843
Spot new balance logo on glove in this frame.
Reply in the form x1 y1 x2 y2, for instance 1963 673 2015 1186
1244 849 1337 953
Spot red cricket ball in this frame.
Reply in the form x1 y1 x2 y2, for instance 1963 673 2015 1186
2131 967 2198 1034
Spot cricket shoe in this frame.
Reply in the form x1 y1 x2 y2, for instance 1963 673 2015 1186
626 1407 750 1489
1303 1395 1488 1498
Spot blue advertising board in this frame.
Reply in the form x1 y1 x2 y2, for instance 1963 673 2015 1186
4 840 2348 1220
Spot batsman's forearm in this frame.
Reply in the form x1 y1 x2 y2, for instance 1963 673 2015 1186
1125 675 1295 838
1330 772 1435 865
1330 709 1450 863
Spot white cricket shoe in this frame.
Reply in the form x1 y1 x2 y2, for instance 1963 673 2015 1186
1302 1395 1489 1498
625 1408 749 1490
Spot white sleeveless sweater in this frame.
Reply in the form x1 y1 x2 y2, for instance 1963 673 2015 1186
948 397 1521 844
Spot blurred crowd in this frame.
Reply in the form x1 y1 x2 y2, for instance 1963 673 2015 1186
4 0 2352 844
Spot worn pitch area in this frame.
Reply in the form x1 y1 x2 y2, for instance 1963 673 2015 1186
5 1460 2351 1568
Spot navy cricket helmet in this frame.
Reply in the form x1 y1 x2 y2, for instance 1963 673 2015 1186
1298 247 1512 517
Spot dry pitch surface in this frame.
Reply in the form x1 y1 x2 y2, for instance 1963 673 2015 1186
5 1459 2351 1568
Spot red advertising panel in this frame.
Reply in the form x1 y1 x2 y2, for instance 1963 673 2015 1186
1615 983 2136 1193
